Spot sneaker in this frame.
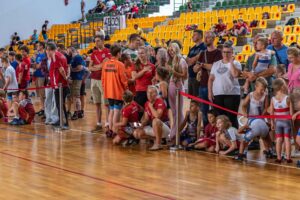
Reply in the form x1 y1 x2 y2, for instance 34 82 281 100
71 111 78 120
91 125 102 133
286 159 293 164
9 118 20 125
234 154 244 161
17 119 25 125
275 159 282 164
62 124 69 130
78 110 84 118
292 149 300 158
37 110 45 116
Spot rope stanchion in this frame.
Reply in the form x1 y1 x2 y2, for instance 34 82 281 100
59 83 64 129
179 91 300 120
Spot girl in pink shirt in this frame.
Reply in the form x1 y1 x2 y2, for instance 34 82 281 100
287 48 300 93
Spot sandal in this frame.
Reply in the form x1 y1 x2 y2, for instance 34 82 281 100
149 144 163 151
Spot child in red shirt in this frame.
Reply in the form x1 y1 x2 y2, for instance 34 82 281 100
192 109 218 152
113 90 141 145
9 90 35 125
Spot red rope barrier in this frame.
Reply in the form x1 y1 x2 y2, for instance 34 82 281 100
180 91 298 120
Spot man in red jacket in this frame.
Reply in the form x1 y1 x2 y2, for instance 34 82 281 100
46 42 69 129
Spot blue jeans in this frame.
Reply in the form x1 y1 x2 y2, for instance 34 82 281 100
198 86 209 127
42 33 48 41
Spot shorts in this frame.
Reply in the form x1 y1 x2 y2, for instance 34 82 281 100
297 128 300 136
91 79 104 104
80 83 86 96
108 99 123 110
70 80 82 97
18 106 29 124
118 126 135 140
244 119 269 142
35 77 45 98
180 134 197 144
143 122 170 138
19 81 30 90
275 120 292 138
195 137 216 147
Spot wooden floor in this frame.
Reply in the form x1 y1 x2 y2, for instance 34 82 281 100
0 99 300 200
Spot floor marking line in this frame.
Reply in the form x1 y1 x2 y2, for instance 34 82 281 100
0 127 46 138
0 152 176 200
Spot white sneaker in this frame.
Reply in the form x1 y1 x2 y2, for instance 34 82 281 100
292 149 300 158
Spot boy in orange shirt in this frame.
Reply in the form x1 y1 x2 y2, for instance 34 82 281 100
102 45 128 136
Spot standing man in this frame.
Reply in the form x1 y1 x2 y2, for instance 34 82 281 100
123 33 141 61
42 20 49 42
193 31 222 126
47 42 69 129
267 30 288 69
186 30 206 97
89 35 111 132
8 51 18 70
102 45 128 135
19 45 31 89
69 47 85 120
34 42 47 116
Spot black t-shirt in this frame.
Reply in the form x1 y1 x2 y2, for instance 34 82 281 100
42 24 47 34
187 42 206 78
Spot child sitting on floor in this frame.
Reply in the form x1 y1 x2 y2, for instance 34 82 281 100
191 109 218 152
179 100 202 147
9 90 35 125
113 90 141 145
0 90 8 122
215 115 243 155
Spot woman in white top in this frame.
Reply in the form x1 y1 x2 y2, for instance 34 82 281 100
167 43 188 140
208 41 241 128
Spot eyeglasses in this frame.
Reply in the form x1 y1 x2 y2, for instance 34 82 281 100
222 51 232 54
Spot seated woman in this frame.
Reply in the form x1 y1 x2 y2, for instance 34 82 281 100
215 115 243 155
179 100 202 147
133 86 170 151
113 91 141 145
191 109 218 152
9 90 35 125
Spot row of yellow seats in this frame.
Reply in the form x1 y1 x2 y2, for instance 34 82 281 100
127 16 166 22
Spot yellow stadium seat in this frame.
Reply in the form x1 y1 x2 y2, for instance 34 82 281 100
229 36 237 46
236 54 245 63
272 12 281 20
287 4 295 13
284 26 293 35
241 45 252 54
286 34 297 45
293 25 300 34
275 25 283 31
218 10 225 16
239 8 247 15
259 20 267 29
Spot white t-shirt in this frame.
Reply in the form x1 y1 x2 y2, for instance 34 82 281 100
224 127 243 141
106 0 115 9
95 29 105 38
210 60 241 96
4 65 18 92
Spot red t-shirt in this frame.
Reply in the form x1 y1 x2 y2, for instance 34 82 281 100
145 98 168 122
134 62 155 92
132 6 139 14
50 51 68 87
215 23 227 33
204 123 218 139
19 100 35 124
125 64 136 95
122 101 140 123
90 48 111 80
22 56 31 81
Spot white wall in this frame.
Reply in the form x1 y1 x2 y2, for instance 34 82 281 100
0 0 97 47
